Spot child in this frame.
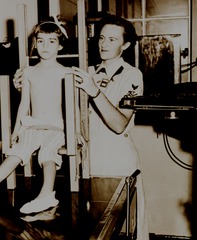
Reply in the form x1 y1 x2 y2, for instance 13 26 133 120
0 18 71 215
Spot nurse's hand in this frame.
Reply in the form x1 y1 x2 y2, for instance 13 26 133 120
13 67 25 91
71 66 100 98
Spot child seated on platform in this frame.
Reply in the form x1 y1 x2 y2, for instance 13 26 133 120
0 17 72 214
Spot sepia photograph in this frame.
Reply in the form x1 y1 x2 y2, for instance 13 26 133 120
0 0 196 239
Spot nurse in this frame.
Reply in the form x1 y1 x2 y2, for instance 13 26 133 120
72 14 149 240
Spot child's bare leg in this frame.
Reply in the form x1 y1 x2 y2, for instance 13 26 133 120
20 160 58 214
38 160 56 197
0 156 21 182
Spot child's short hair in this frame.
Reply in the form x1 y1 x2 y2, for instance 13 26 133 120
30 18 68 56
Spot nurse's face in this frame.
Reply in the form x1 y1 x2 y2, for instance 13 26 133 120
98 24 128 63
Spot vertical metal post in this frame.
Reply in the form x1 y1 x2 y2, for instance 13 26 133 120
17 4 28 67
64 74 80 191
77 0 87 71
17 4 32 178
77 0 90 178
49 0 60 16
0 76 16 193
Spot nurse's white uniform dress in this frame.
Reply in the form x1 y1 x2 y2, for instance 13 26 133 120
88 57 149 240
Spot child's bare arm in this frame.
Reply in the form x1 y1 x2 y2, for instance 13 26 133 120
12 71 30 142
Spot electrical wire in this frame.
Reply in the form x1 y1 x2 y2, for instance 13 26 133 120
163 133 193 170
181 62 196 74
181 59 197 67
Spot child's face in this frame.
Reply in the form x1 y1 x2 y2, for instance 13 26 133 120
36 32 62 60
98 24 127 61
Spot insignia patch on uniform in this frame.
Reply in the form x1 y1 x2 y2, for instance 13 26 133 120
100 78 109 87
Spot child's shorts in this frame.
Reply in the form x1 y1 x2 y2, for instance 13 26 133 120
7 128 65 169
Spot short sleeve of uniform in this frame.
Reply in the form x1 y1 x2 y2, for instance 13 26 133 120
117 66 143 106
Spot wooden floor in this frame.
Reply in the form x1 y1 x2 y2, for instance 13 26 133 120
0 160 192 240
0 159 130 240
0 161 70 239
